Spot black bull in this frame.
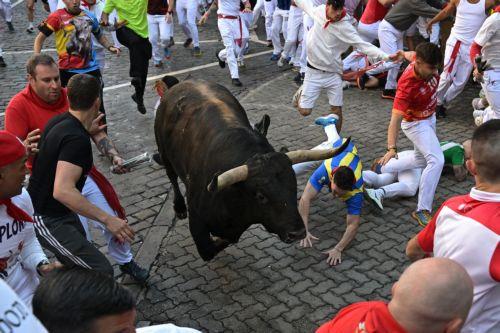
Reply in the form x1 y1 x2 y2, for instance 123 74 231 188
154 79 349 261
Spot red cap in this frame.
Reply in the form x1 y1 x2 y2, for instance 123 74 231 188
0 131 26 168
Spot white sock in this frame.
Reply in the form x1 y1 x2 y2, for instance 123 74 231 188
324 123 340 144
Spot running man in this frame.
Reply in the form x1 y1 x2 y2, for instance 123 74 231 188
379 42 444 227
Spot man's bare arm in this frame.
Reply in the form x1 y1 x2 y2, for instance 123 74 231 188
406 235 428 262
34 33 47 54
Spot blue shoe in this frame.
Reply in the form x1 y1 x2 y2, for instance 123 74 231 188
314 114 338 127
412 210 432 227
270 53 281 61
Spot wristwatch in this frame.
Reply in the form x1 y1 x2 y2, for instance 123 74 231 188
36 259 50 276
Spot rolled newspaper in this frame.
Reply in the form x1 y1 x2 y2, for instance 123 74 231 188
110 152 151 173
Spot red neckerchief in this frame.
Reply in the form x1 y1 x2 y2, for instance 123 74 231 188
495 5 500 12
0 199 33 222
324 7 346 29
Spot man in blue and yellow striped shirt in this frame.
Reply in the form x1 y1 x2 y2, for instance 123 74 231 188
295 115 363 266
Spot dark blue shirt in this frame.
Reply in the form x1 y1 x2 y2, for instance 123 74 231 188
276 0 291 10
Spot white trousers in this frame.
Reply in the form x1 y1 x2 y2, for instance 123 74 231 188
217 17 249 79
377 19 404 90
148 14 174 63
481 70 500 123
357 20 379 43
363 163 421 199
437 34 473 107
271 8 288 54
176 0 200 47
0 0 12 22
416 17 440 45
80 176 133 265
264 0 276 41
293 124 340 175
282 6 303 66
381 115 444 212
300 13 314 73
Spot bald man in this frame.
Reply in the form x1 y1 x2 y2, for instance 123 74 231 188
317 257 473 333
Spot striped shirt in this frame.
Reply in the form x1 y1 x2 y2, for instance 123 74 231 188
309 138 364 215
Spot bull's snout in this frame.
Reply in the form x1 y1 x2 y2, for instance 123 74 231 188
283 227 306 243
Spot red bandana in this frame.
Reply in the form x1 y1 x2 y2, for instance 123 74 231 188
0 199 33 222
324 7 346 29
495 5 500 12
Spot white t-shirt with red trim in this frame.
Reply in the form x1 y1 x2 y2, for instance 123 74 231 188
417 188 500 333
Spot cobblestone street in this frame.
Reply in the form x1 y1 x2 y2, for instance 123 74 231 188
0 6 481 332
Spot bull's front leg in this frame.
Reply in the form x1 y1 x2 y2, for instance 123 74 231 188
188 214 230 261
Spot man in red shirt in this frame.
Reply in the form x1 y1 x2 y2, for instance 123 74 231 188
378 42 444 226
357 0 396 43
406 120 500 333
316 257 473 333
4 54 149 283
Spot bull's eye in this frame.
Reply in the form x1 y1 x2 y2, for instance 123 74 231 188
255 192 268 204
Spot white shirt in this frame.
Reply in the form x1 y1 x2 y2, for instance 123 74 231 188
295 0 388 73
450 0 487 44
417 188 500 333
0 279 48 333
474 12 500 69
0 189 48 306
217 0 241 16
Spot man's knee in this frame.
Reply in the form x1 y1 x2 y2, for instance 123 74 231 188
298 107 312 116
428 152 445 168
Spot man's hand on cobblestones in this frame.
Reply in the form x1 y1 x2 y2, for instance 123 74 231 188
323 248 342 266
299 232 319 248
108 46 121 56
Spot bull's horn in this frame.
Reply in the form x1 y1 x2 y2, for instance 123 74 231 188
286 137 351 164
207 165 249 192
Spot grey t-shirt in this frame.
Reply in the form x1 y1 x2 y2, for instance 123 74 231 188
385 0 442 31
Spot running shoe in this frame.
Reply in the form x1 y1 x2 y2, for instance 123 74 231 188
436 105 447 118
0 57 6 67
277 55 290 67
365 188 384 210
270 53 281 61
232 78 242 86
381 89 396 100
237 59 245 68
119 260 149 284
7 22 14 31
183 38 193 48
192 46 202 57
412 210 432 227
357 73 368 90
26 26 34 33
314 114 338 127
216 49 225 68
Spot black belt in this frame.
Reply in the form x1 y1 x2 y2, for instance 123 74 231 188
307 62 327 72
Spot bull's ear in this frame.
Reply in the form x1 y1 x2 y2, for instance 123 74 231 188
253 114 271 137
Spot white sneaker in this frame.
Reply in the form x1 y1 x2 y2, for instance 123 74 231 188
292 85 303 108
473 109 486 118
472 98 487 110
277 55 289 67
237 59 245 67
365 188 384 210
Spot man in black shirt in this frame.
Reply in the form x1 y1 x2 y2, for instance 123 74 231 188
28 74 135 276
